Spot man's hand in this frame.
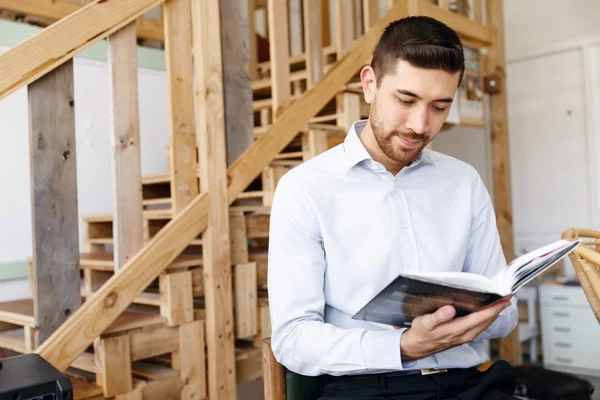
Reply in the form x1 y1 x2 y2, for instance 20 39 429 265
399 297 512 361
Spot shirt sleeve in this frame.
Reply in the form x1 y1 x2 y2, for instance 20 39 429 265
462 171 519 341
267 173 409 376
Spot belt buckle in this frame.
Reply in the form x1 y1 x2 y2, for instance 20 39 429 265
420 368 448 375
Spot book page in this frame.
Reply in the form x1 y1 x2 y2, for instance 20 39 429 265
401 270 502 295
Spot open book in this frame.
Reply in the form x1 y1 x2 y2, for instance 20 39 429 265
352 239 582 327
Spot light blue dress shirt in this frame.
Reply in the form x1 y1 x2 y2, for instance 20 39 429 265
267 119 519 377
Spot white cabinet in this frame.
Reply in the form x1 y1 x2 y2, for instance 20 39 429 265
540 284 600 377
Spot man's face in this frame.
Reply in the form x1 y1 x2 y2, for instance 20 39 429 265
362 60 461 164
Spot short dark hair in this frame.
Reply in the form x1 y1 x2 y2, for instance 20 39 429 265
371 16 465 86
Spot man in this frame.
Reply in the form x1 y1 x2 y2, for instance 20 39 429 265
267 15 519 400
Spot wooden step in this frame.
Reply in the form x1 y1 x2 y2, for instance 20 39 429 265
80 253 203 272
70 376 103 400
0 299 165 335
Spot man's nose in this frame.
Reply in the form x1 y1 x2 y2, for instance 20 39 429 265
405 107 428 135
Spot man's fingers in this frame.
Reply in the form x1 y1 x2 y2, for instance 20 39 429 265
421 305 456 330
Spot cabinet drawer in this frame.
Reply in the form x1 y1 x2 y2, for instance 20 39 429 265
540 284 589 307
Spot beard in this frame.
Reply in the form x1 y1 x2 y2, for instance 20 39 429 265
369 98 430 165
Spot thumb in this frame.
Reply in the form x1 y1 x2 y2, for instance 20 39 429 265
422 305 455 330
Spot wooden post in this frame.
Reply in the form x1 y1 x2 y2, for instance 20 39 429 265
304 0 323 88
363 0 380 30
233 262 258 338
337 91 361 132
221 0 254 166
107 22 144 271
95 334 133 397
28 59 81 346
163 0 199 214
268 0 291 120
262 338 285 400
179 320 207 399
321 0 331 47
192 0 237 398
485 0 520 366
289 0 304 57
335 0 354 58
248 0 259 80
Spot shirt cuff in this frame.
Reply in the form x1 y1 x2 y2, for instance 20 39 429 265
360 328 411 371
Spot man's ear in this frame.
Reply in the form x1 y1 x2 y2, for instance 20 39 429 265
360 65 377 104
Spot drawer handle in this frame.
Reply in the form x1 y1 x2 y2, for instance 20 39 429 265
552 296 569 301
554 327 571 333
552 312 570 317
556 357 573 363
555 342 572 348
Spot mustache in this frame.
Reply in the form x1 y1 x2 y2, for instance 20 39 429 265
392 132 427 142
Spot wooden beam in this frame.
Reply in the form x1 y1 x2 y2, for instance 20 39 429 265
179 320 207 399
0 0 164 42
0 0 164 101
485 0 520 366
163 0 199 214
304 0 323 88
221 0 254 166
233 262 258 338
28 59 81 346
335 0 355 57
420 0 493 45
192 0 237 398
35 1 409 372
248 0 259 80
321 0 331 47
107 22 144 272
262 338 285 400
268 0 291 120
362 0 380 29
95 334 133 397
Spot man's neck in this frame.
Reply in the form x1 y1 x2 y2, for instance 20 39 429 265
358 120 409 176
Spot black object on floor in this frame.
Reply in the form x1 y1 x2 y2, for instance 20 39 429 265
513 364 595 400
0 353 72 400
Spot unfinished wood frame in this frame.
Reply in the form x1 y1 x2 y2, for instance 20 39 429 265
107 22 144 271
0 0 164 41
164 0 199 214
192 0 237 398
28 59 81 347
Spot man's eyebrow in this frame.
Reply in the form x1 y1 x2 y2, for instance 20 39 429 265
396 89 453 103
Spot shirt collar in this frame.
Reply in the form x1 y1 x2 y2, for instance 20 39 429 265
342 119 435 173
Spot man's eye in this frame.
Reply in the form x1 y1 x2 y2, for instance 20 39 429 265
399 98 413 105
432 105 447 112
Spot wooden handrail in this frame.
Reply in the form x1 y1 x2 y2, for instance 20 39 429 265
0 0 163 42
0 0 164 102
35 0 413 371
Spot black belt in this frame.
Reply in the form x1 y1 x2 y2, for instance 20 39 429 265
322 368 451 386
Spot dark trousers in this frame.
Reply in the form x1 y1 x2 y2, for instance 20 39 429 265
318 361 518 400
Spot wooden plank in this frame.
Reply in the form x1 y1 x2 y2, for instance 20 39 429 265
129 324 180 362
229 211 250 265
321 0 331 47
236 347 263 384
103 312 166 336
192 0 237 398
164 0 199 214
131 361 179 380
485 0 520 366
302 129 329 160
262 338 285 400
289 0 304 56
0 0 163 42
179 320 207 399
268 0 291 120
420 1 492 45
304 0 323 88
28 59 81 346
141 376 181 400
95 334 133 397
234 262 258 338
159 270 193 326
473 0 483 23
221 0 254 166
337 91 361 131
248 0 259 80
362 0 380 29
0 299 35 327
36 2 409 373
408 0 420 15
0 0 163 101
335 0 354 58
108 22 144 272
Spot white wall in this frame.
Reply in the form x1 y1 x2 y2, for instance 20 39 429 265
0 47 169 263
504 0 600 61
